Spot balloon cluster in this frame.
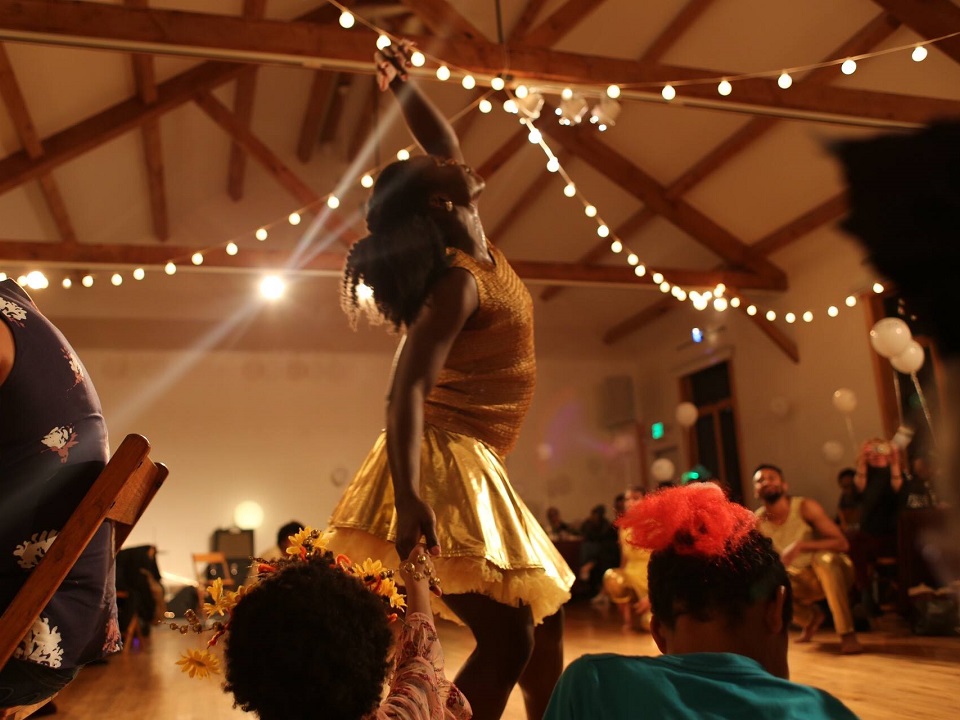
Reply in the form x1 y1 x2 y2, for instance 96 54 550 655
869 317 925 374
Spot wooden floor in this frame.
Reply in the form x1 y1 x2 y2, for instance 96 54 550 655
52 602 959 719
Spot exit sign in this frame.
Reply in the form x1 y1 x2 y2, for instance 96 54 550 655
651 422 665 440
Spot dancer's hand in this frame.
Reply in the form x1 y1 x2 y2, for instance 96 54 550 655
395 495 440 560
399 544 443 608
375 39 414 91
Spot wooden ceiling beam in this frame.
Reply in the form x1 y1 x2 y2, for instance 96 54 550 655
870 0 960 67
124 0 168 241
226 0 267 202
0 44 77 243
603 298 677 345
639 0 717 63
2 2 955 126
193 91 358 246
399 0 486 41
540 119 787 284
297 71 338 163
750 193 848 257
738 293 800 363
508 0 550 43
522 0 610 48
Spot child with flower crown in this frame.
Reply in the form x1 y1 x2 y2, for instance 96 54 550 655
175 529 470 720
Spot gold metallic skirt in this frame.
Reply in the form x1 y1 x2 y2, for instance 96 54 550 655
326 424 574 625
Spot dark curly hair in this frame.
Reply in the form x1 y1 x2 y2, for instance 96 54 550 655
223 557 393 720
341 157 452 330
621 484 792 631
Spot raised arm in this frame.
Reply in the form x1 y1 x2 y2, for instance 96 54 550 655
376 41 464 162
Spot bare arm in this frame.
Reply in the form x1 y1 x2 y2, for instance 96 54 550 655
377 42 464 162
387 268 478 558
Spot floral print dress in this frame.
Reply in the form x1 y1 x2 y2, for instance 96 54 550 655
371 612 471 720
0 279 119 671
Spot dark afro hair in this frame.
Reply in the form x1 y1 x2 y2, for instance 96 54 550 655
224 556 393 720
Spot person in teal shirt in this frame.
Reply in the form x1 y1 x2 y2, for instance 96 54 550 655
545 484 858 719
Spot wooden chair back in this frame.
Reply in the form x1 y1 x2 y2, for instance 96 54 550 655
0 434 168 673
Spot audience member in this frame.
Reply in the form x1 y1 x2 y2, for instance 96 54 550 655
545 507 579 541
602 487 651 632
753 464 863 654
0 279 119 711
545 484 858 719
115 545 164 640
247 520 304 582
835 468 862 532
577 505 619 599
848 439 906 608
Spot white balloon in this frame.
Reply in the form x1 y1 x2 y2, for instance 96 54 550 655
651 458 675 482
869 317 912 359
675 402 699 429
832 388 857 415
822 440 845 463
890 340 925 374
769 396 790 419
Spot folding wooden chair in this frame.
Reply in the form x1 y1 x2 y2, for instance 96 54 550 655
0 434 168 719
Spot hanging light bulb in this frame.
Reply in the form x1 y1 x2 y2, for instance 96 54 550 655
491 76 505 91
226 242 239 256
376 34 392 50
327 195 340 209
828 305 839 317
912 45 928 62
360 174 374 188
606 84 621 99
627 253 638 266
133 267 145 280
410 51 426 68
288 212 301 225
717 80 732 96
515 85 529 99
256 227 268 241
546 157 560 172
462 75 477 90
561 87 573 100
845 295 857 307
777 72 793 89
81 274 94 287
730 297 741 308
527 128 542 144
597 224 610 238
634 264 646 277
676 290 687 301
503 98 519 114
802 311 813 323
659 281 671 293
661 85 676 101
62 277 72 289
164 262 176 275
111 273 123 286
652 272 664 284
785 312 796 323
338 11 355 29
873 282 884 294
765 310 777 321
397 148 410 161
841 58 857 75
436 65 451 81
563 183 576 198
746 304 757 316
584 204 597 218
610 239 622 253
478 98 492 113
714 297 728 312
191 252 204 266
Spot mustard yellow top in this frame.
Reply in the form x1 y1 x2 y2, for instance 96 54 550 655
756 497 814 569
422 243 536 458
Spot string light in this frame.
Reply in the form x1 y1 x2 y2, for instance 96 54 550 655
610 239 622 253
785 312 796 323
491 76 505 91
288 212 301 225
360 174 374 188
82 274 94 287
546 157 560 172
226 242 239 256
841 58 857 75
634 265 646 277
503 99 519 114
191 253 204 266
912 45 928 62
828 306 839 317
563 183 576 197
652 272 664 284
802 311 813 323
606 85 621 99
714 297 728 312
436 65 450 81
397 149 410 161
133 267 145 280
766 310 777 321
256 227 268 241
661 85 676 101
627 253 638 266
561 88 573 100
747 305 757 316
730 297 741 308
164 262 176 276
845 295 857 307
527 128 542 144
461 75 476 89
717 79 732 96
410 51 426 67
111 273 123 286
376 34 391 51
515 85 529 99
584 205 597 218
777 72 792 89
478 98 492 113
338 11 355 29
62 277 72 289
327 196 340 209
873 282 884 294
597 224 610 238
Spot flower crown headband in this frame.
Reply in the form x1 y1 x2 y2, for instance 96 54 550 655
170 527 406 679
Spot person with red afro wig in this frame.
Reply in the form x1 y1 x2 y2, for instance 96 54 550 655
545 484 858 719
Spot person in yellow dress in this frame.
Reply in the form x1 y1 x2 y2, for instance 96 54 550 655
603 487 652 631
325 41 573 720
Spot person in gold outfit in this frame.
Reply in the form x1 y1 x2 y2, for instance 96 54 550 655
603 487 652 632
327 41 574 720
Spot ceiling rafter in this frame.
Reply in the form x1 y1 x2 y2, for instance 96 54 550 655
639 0 717 64
1 2 954 126
522 0 610 48
399 0 486 41
124 0 167 242
540 118 787 284
227 0 267 202
0 43 77 243
297 71 339 163
509 0 551 43
870 0 960 66
193 91 358 247
538 13 899 304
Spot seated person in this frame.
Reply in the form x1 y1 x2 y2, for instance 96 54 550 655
0 279 119 710
115 544 164 638
578 504 619 596
835 468 862 532
246 520 303 582
545 484 858 720
545 507 579 540
603 487 651 632
754 464 862 654
181 530 471 720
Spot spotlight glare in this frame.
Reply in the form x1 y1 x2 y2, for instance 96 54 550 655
259 274 286 301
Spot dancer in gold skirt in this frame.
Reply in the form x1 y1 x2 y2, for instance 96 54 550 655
328 41 574 720
603 487 652 632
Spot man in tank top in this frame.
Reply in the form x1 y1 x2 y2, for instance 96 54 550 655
754 464 863 654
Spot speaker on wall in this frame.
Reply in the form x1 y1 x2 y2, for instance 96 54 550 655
212 528 254 579
600 375 637 429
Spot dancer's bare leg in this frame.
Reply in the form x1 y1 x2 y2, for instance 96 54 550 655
443 593 534 720
518 608 564 720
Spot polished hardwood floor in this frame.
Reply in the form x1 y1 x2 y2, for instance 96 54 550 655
51 602 960 719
